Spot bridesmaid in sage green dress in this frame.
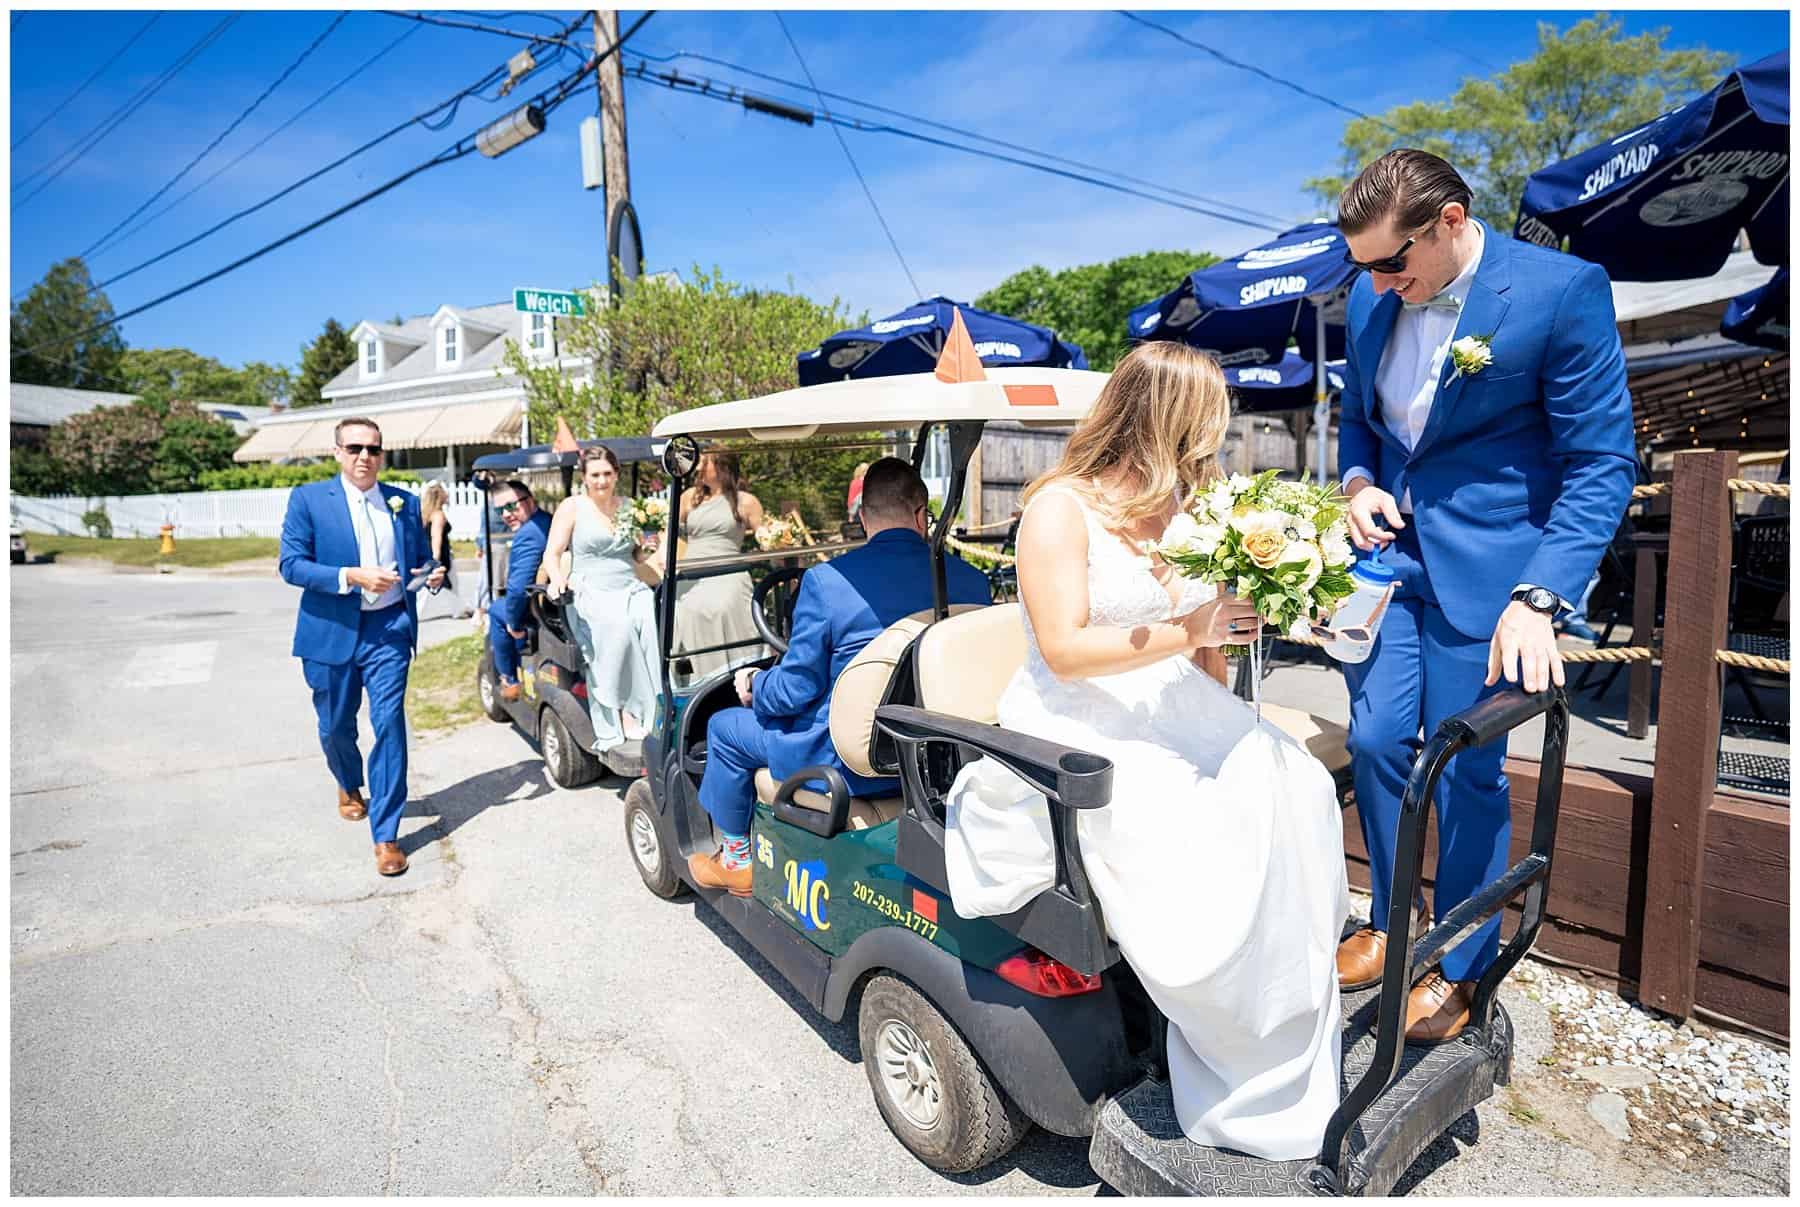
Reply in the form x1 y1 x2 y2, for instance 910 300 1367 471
672 452 766 685
544 446 660 753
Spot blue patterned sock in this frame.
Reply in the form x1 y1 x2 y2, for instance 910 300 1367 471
720 832 751 871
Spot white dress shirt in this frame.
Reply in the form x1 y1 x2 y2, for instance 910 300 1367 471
1343 219 1487 512
337 475 402 610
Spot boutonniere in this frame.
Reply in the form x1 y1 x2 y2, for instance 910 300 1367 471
387 495 406 515
1449 334 1494 381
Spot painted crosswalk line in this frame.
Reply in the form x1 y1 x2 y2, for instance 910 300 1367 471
117 641 219 689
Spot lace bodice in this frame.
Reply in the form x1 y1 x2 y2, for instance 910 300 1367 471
1016 485 1215 688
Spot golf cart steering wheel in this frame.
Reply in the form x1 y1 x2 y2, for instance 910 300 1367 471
751 566 808 654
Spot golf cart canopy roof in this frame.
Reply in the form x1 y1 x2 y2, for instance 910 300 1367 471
651 367 1111 442
471 436 664 474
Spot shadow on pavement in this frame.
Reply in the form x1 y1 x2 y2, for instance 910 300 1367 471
398 758 554 857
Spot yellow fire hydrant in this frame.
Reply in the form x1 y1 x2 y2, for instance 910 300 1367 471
158 524 176 555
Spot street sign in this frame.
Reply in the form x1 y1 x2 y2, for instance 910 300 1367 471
514 288 586 318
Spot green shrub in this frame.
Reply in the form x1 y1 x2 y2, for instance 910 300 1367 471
80 504 112 539
196 462 421 491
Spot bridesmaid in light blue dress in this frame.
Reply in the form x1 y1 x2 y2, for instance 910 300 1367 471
544 446 660 753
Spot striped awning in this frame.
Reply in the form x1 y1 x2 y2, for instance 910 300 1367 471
371 406 443 451
415 399 523 447
231 399 525 462
232 418 323 462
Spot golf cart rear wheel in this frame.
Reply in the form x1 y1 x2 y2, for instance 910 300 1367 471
623 779 685 899
541 706 601 789
478 658 508 722
857 973 1028 1173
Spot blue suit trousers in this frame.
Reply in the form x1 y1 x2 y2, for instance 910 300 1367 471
489 612 526 684
700 707 769 837
303 603 414 843
1341 532 1512 982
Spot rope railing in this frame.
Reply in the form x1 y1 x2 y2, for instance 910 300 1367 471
1631 479 1789 499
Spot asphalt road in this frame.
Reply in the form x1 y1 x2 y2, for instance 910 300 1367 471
10 562 1788 1195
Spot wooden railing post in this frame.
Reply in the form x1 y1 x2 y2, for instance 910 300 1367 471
1627 538 1657 739
1641 449 1737 1018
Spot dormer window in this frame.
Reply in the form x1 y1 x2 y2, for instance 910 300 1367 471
529 313 550 354
442 325 458 364
364 340 378 374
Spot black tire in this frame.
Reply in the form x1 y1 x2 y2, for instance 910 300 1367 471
541 706 602 789
623 779 685 899
857 973 1029 1173
478 656 509 722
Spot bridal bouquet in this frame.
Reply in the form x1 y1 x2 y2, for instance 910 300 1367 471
623 495 668 535
1151 469 1357 652
754 511 813 551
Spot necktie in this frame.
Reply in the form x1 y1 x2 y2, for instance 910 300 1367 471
359 494 391 605
1402 292 1462 314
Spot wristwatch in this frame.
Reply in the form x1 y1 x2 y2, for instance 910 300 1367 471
1511 586 1559 616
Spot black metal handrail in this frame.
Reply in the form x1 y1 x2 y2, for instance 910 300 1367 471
1312 686 1569 1191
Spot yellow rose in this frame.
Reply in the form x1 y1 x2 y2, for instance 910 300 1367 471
1241 526 1287 569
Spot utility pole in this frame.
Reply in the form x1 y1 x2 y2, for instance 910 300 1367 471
593 10 633 290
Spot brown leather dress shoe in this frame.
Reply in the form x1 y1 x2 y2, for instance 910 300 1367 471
500 682 522 702
337 788 368 822
687 851 752 897
1336 902 1430 990
374 842 408 876
1404 971 1475 1044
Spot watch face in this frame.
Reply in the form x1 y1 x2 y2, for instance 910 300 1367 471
1528 588 1556 612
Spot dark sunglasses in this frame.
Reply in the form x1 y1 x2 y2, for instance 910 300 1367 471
1344 235 1417 275
497 500 524 515
339 442 384 457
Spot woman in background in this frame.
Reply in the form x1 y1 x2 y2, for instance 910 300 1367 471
544 446 660 753
418 481 470 620
672 451 766 684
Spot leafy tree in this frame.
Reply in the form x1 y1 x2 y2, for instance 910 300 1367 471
197 462 419 491
975 249 1222 371
47 398 241 495
292 318 358 408
504 267 873 528
10 256 127 389
10 445 62 495
120 347 292 407
1303 14 1733 226
151 403 244 492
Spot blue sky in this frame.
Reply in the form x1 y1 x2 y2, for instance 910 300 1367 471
8 7 1789 376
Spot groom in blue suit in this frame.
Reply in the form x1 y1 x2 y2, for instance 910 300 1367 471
1332 151 1634 1041
689 458 991 894
279 417 444 877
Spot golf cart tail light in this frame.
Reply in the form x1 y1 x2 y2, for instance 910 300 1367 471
995 950 1101 998
571 680 588 700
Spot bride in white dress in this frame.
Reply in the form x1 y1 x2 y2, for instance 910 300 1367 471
949 341 1350 1161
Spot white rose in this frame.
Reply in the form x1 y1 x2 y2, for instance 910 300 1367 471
1322 536 1353 567
1208 482 1235 514
1280 539 1323 591
1194 522 1226 555
1162 512 1200 549
1451 336 1493 373
1324 521 1349 547
1293 516 1317 540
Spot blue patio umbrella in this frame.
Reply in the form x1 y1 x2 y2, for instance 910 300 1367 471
1722 267 1789 350
1129 220 1359 478
1516 50 1789 281
796 296 1086 385
1227 352 1346 414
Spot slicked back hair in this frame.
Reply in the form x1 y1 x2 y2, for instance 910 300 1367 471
1338 149 1474 237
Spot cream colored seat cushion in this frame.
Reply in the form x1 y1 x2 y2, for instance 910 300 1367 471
753 767 902 830
915 602 1027 723
828 603 985 777
1262 703 1350 774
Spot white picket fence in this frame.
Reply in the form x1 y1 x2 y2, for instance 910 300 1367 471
12 484 491 540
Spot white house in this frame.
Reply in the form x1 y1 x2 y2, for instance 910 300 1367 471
231 298 594 481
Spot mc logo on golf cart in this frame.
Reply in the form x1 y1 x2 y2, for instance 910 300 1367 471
784 858 830 932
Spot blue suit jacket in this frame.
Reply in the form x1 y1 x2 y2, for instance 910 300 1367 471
279 477 427 665
754 529 993 796
495 509 552 631
1337 227 1637 638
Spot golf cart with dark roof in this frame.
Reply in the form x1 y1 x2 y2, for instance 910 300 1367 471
620 361 1572 1193
471 437 664 787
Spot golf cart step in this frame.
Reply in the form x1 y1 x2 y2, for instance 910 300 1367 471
1088 988 1513 1197
602 738 645 779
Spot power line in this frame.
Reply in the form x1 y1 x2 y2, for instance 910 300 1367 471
634 44 1295 230
18 19 651 360
12 14 162 152
86 20 426 266
627 61 1283 233
773 13 921 299
80 11 593 298
1117 11 1402 137
79 12 351 262
377 10 585 51
12 14 241 208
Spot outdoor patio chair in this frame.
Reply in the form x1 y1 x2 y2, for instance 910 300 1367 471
1716 512 1789 795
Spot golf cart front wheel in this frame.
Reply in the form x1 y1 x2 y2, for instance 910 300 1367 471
478 657 508 722
624 779 685 899
857 973 1028 1173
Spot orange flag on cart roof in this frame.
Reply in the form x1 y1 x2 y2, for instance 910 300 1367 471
551 416 580 452
934 308 987 384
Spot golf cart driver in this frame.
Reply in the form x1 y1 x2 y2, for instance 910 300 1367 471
489 478 549 702
689 457 992 895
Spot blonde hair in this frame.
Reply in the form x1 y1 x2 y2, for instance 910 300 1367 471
420 481 448 524
1021 341 1230 525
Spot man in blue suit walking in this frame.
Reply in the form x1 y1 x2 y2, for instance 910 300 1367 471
485 478 552 702
690 458 992 894
279 417 445 876
1333 151 1634 1040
